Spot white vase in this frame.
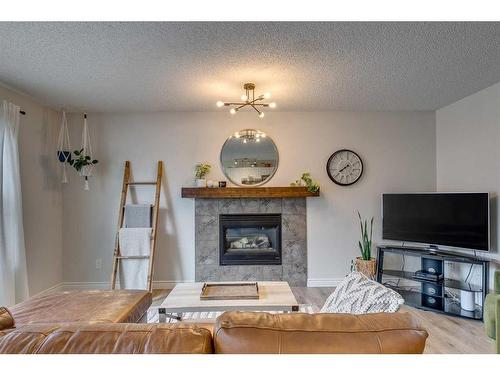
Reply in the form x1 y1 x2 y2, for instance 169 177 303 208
196 178 206 187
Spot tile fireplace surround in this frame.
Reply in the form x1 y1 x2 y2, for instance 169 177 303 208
195 198 307 286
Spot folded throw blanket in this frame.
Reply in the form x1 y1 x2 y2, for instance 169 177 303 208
118 228 152 290
124 204 152 228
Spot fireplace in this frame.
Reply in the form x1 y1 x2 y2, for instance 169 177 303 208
219 214 282 265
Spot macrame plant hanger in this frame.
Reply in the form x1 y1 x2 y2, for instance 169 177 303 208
56 111 71 183
80 113 94 190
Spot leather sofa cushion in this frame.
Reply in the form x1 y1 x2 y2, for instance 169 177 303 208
0 307 15 331
214 311 428 354
10 290 151 326
0 323 213 354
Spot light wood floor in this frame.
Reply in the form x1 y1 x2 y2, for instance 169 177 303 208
152 287 495 354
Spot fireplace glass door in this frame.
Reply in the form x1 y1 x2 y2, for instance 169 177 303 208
219 214 282 265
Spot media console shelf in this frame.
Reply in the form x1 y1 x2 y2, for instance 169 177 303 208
376 246 489 321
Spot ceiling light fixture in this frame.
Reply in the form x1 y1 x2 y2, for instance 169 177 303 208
216 83 276 118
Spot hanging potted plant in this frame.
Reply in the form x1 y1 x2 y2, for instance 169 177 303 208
69 113 98 190
69 148 98 189
56 111 72 183
356 212 377 279
195 163 211 187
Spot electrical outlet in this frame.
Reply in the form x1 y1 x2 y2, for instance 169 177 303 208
95 258 102 270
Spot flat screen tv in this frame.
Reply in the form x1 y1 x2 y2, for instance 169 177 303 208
382 193 490 251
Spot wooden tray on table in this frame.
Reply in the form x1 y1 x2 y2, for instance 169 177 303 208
200 282 260 300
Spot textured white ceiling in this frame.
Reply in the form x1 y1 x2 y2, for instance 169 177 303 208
0 22 499 112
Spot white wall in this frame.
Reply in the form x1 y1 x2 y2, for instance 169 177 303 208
0 84 63 296
63 111 435 286
436 82 500 287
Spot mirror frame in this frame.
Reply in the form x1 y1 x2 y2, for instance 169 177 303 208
219 129 279 187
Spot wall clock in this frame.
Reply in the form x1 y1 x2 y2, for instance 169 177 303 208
326 149 364 186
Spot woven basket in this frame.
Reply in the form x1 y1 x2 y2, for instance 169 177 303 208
355 257 377 279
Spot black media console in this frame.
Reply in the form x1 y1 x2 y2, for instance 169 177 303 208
376 246 490 321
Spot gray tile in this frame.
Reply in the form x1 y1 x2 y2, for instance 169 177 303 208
195 240 218 265
241 198 282 214
219 266 262 281
195 199 219 215
282 263 307 287
219 199 243 214
196 265 220 282
282 198 306 215
260 265 283 281
195 215 218 241
282 214 307 240
282 240 307 265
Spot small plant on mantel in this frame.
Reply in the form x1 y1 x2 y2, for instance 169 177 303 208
290 172 320 193
356 211 376 279
195 163 211 187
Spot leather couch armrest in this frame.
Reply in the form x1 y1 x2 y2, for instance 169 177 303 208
0 307 15 331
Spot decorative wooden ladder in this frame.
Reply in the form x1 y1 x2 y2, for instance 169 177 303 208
111 160 163 292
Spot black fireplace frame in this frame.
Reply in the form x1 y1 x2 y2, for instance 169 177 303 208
219 213 282 266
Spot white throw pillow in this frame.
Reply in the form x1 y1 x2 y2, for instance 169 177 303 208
321 272 404 314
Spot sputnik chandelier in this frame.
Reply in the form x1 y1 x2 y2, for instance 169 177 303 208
216 83 276 118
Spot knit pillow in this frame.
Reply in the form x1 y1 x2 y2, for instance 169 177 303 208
0 307 15 330
321 272 404 314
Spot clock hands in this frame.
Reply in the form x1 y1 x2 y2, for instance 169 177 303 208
339 164 351 173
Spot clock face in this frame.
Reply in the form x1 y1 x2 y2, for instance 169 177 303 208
326 149 363 186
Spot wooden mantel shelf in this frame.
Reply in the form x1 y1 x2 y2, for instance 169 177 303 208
181 186 320 199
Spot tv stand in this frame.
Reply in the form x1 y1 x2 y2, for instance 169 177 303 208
376 245 489 321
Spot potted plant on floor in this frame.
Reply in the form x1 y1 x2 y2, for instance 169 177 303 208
195 163 211 187
356 212 376 279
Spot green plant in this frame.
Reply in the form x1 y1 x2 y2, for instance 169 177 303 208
290 172 320 193
357 211 374 260
195 163 211 179
69 148 98 172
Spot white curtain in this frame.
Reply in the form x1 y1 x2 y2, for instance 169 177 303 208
0 100 28 306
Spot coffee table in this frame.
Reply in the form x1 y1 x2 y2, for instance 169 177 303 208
158 281 299 322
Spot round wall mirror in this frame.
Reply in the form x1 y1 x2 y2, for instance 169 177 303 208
220 129 279 186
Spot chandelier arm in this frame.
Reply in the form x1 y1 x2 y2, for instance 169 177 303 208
250 104 261 114
235 103 249 110
224 102 247 106
249 97 264 104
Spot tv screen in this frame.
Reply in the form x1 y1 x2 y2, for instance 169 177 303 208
382 193 490 251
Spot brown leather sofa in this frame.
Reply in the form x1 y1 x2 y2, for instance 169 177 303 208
0 307 428 354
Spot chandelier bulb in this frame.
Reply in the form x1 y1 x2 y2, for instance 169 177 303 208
230 108 236 115
216 101 224 108
241 95 248 101
269 102 276 109
243 139 247 143
264 92 271 99
259 112 265 118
